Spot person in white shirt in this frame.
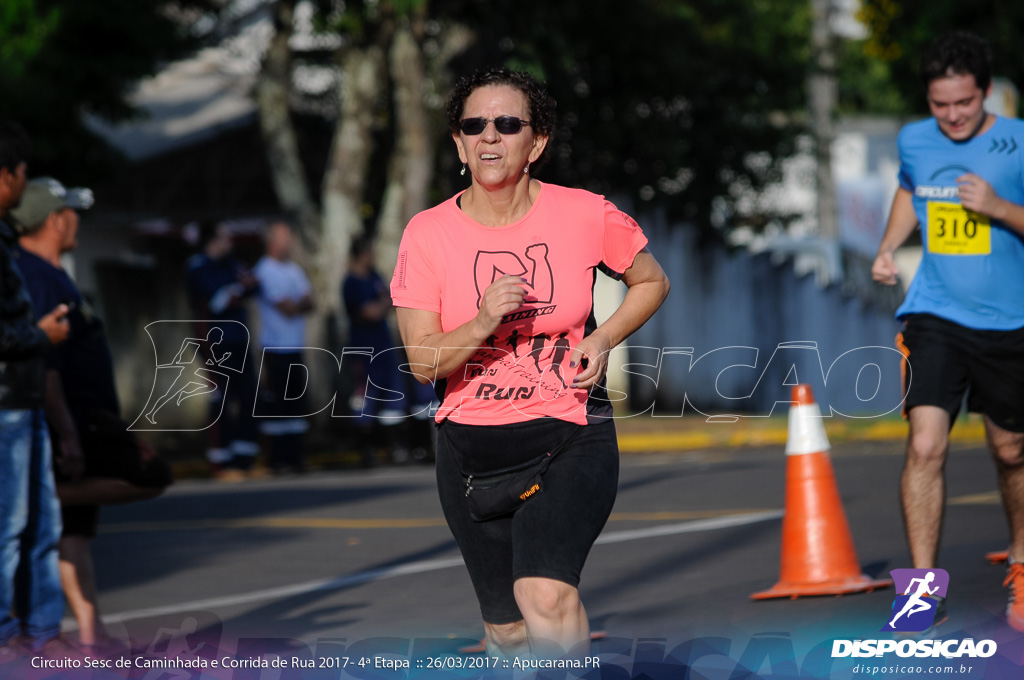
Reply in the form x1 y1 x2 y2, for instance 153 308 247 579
253 221 314 473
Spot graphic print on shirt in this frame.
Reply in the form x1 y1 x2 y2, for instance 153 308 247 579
987 136 1018 155
474 244 556 324
467 243 576 403
467 329 576 401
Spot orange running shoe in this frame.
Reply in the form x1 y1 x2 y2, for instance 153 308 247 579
1003 562 1024 631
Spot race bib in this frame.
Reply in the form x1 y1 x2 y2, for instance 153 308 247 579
926 202 991 255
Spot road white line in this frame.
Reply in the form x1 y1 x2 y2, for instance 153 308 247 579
99 510 782 625
594 510 783 545
100 557 466 625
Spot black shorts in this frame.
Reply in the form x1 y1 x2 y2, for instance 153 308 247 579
898 314 1024 432
56 409 173 537
436 417 619 624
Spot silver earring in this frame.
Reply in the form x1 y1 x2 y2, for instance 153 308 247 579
523 163 530 174
460 164 466 176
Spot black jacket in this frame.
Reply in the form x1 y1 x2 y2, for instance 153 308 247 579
0 219 47 408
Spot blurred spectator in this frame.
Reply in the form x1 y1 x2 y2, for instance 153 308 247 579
0 122 71 657
253 221 314 474
185 221 260 478
13 177 173 651
343 236 436 465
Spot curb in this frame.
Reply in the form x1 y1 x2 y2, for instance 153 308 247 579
616 418 987 453
164 418 988 481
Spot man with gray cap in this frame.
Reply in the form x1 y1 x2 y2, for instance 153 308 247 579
9 177 92 486
0 123 72 659
13 177 173 652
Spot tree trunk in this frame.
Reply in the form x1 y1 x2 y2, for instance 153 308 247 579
256 0 344 413
255 0 320 251
376 19 475 277
376 13 433 277
320 45 389 322
809 0 838 243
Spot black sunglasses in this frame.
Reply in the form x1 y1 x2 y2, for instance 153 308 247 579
459 116 532 135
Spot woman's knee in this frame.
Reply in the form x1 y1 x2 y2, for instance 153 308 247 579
514 577 580 619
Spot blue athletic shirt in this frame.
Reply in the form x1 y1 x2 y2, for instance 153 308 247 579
895 115 1024 330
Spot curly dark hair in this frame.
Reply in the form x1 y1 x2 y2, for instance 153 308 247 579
445 66 557 168
919 31 992 92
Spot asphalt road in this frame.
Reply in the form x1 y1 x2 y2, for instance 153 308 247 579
42 439 1024 678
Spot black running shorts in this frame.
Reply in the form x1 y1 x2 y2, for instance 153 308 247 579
898 313 1024 432
436 417 619 624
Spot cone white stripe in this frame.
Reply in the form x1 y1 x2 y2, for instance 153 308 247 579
785 403 831 456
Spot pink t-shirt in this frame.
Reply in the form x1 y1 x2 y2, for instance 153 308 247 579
391 182 648 425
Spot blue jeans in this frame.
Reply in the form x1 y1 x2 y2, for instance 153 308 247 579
0 409 63 646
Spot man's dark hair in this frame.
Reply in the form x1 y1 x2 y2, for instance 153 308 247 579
350 233 374 260
920 31 993 92
197 220 224 249
0 121 31 173
445 66 557 168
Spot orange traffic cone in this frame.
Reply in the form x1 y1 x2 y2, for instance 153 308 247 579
987 550 1009 565
751 384 892 599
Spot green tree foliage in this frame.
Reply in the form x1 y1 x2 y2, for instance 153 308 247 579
836 35 904 115
0 0 59 80
842 0 1024 116
0 1 209 182
5 0 817 239
441 0 812 235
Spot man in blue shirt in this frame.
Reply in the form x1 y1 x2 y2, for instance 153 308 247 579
185 221 260 477
873 31 1024 632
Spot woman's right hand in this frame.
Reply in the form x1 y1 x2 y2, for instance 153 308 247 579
474 275 528 337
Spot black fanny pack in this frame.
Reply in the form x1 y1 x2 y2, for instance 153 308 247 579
447 423 582 522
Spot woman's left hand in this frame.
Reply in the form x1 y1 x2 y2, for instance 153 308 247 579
568 329 612 389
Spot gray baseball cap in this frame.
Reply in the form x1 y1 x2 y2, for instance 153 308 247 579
9 177 94 232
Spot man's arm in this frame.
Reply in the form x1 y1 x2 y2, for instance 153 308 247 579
956 173 1024 236
0 318 49 359
0 303 69 358
358 293 391 324
296 292 314 314
0 243 67 357
274 293 314 318
872 187 919 286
